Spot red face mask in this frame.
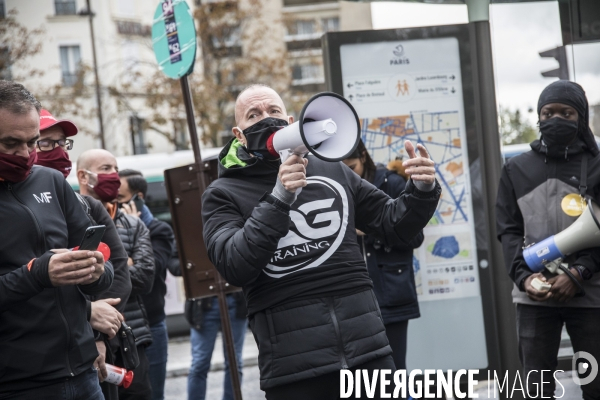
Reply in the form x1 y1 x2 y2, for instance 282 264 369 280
36 147 72 178
0 151 38 183
87 171 121 202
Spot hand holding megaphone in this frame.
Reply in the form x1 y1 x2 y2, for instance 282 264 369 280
278 154 308 194
523 199 600 272
402 140 436 185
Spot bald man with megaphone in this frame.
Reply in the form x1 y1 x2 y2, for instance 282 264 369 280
200 84 441 399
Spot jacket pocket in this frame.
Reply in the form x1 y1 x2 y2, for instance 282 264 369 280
378 263 417 307
265 309 277 344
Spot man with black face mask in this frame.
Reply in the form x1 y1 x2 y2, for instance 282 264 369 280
496 80 600 399
202 84 441 399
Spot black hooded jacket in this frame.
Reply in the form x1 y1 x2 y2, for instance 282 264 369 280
0 166 113 391
202 139 440 388
362 167 423 324
496 81 600 307
202 140 440 316
113 209 155 346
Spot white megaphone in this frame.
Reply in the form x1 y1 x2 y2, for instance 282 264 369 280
523 199 600 272
265 92 361 162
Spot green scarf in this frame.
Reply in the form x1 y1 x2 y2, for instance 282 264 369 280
221 139 248 168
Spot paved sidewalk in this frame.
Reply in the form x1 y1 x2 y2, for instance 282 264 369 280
167 330 258 378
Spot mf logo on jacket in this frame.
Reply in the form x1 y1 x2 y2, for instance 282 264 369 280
264 176 348 278
33 192 52 203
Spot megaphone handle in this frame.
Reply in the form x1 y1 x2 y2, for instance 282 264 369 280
278 149 308 163
278 149 307 195
279 149 292 163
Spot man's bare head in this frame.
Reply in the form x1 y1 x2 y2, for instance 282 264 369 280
233 85 293 145
76 149 119 198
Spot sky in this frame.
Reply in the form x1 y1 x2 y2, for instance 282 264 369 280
370 1 600 125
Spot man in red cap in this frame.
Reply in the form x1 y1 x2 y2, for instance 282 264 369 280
36 109 77 178
35 109 133 399
36 109 78 178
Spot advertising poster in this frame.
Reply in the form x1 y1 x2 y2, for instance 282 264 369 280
341 37 479 302
339 36 488 370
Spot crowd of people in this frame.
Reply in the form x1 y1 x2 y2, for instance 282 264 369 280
1 77 599 400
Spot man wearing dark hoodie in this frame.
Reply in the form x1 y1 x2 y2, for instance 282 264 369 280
202 84 441 399
34 110 131 399
496 80 600 399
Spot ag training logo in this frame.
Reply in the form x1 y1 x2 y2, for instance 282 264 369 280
264 176 348 278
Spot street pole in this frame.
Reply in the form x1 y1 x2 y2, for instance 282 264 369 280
85 0 106 149
465 1 522 399
179 75 243 400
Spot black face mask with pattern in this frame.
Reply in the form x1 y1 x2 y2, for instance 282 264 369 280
241 117 288 160
540 117 579 148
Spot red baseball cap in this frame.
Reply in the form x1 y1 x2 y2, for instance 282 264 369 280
39 109 78 137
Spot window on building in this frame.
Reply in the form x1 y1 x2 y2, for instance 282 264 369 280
321 17 339 33
292 64 324 85
130 116 148 155
59 45 81 86
211 25 241 48
55 0 77 15
173 119 189 150
0 0 6 19
288 20 316 36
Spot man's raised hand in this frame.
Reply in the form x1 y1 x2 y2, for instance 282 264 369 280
402 140 436 185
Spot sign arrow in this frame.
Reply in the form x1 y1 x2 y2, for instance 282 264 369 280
347 83 353 88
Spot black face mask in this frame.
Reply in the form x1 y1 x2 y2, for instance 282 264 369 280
540 117 579 148
241 117 288 160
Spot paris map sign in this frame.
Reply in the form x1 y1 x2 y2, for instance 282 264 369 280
323 25 494 372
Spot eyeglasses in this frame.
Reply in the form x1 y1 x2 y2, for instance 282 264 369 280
36 138 74 152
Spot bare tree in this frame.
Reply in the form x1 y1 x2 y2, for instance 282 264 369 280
0 9 45 81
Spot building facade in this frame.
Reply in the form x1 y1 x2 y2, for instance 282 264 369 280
4 0 370 159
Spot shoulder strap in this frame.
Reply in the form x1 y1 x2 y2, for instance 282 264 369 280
580 154 588 198
76 193 97 225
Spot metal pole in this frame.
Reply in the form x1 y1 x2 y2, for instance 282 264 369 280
85 0 106 149
179 75 243 400
215 274 244 400
466 1 522 399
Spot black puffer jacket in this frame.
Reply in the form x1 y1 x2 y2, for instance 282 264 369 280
0 166 113 392
141 218 175 326
113 209 155 346
202 140 440 389
78 194 131 314
362 168 423 325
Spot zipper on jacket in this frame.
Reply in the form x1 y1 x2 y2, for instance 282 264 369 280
6 183 46 255
56 289 75 376
327 298 349 369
